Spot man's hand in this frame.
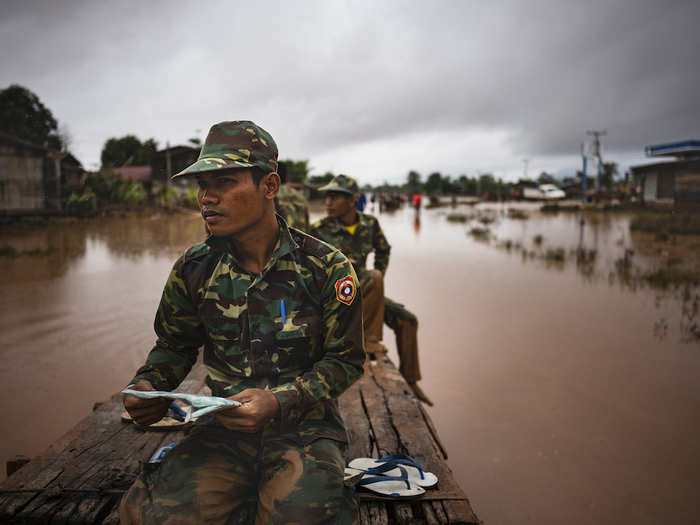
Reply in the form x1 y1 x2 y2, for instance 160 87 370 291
123 380 170 426
214 388 280 433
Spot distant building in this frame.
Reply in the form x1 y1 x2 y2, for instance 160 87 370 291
630 140 700 207
151 145 200 183
0 133 84 214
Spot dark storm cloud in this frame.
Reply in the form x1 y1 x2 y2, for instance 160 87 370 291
1 0 698 172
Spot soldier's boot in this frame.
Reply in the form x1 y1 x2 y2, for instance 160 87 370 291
365 340 388 361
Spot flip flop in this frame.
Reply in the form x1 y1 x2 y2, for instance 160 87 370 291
354 466 425 499
347 454 438 488
349 453 423 470
121 402 196 431
345 463 438 489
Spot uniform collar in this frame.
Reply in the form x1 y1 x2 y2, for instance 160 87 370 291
205 214 298 272
324 211 367 233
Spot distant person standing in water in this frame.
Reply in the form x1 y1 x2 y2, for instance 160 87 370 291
412 193 422 211
310 174 433 405
356 191 367 212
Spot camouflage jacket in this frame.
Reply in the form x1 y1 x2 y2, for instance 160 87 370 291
131 217 365 443
309 212 391 278
275 185 310 232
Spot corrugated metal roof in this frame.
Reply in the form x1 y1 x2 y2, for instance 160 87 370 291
644 140 700 157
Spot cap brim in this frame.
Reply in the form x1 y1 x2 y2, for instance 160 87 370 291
171 157 257 179
318 184 355 195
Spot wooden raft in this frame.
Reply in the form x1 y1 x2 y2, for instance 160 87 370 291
0 357 480 524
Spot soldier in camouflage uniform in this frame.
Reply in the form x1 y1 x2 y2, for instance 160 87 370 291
310 175 432 406
120 121 364 525
275 160 310 232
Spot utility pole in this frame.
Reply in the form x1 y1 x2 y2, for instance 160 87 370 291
587 130 606 191
522 157 529 181
581 143 587 203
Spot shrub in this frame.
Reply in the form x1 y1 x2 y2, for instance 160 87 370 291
64 191 97 216
120 182 147 207
182 186 199 210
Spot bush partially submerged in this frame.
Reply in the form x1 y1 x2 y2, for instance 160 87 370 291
83 171 147 208
630 212 700 236
64 191 97 216
469 227 490 240
507 208 529 220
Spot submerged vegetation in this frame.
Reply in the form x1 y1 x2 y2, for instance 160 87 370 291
468 227 490 240
446 213 470 223
445 204 700 342
0 246 53 257
630 212 700 236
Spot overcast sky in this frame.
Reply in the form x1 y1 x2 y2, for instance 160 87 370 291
1 0 698 184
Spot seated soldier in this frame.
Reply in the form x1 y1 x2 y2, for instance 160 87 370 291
310 174 433 406
120 121 364 524
275 160 310 231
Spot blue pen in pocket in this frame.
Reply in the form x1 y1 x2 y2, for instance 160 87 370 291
280 299 286 326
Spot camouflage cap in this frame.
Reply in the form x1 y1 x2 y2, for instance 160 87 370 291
318 174 359 196
172 120 278 178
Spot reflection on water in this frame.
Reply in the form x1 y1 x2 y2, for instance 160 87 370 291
1 205 699 525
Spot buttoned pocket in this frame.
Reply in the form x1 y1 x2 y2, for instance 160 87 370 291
274 322 313 370
275 323 309 340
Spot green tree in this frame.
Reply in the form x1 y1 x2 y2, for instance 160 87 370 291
308 172 334 186
458 175 477 195
477 173 496 196
0 84 63 149
537 171 556 185
101 135 158 168
424 172 443 194
406 170 422 193
279 159 309 183
600 162 618 189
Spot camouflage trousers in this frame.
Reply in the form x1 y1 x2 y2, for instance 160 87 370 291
384 297 421 383
120 420 358 525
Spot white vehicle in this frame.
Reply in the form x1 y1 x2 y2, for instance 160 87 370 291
522 184 566 200
539 184 566 200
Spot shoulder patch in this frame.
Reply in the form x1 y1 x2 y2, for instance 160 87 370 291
334 275 357 305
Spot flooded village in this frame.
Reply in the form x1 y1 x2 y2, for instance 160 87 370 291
2 122 700 523
2 2 700 524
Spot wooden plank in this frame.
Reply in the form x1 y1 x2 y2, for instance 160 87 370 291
1 358 481 524
371 357 468 503
418 403 449 460
0 367 209 523
421 501 442 524
442 498 481 524
430 501 449 523
338 379 372 460
391 502 414 523
360 372 399 457
365 501 390 524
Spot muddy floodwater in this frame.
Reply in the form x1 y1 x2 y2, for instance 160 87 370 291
1 203 699 524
